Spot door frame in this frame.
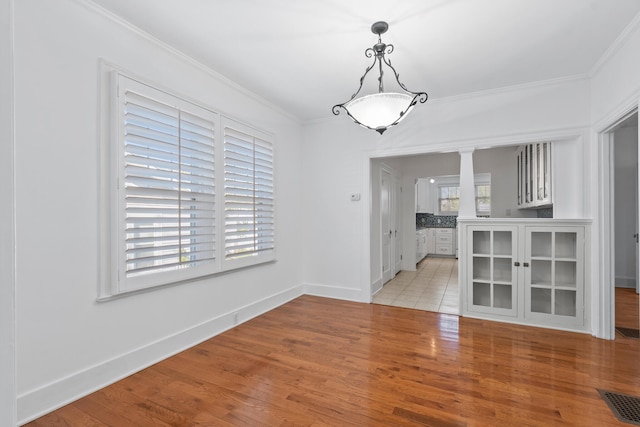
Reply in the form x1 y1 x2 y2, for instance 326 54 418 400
597 104 639 339
380 163 399 284
380 165 393 284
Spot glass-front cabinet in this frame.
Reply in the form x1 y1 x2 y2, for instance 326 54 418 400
461 220 589 332
525 228 584 322
469 227 518 317
516 142 552 208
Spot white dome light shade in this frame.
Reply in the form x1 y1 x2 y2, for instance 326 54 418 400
343 92 416 132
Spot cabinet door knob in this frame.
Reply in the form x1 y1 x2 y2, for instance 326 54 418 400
514 262 520 267
523 262 529 267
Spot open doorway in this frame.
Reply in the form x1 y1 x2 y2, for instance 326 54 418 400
371 145 539 314
613 111 640 335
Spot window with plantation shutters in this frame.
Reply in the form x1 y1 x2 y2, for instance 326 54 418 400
101 70 276 298
114 74 218 292
223 120 275 266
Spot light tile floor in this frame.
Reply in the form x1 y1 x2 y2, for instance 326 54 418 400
373 257 459 314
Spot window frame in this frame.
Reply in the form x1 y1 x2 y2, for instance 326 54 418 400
475 183 491 216
99 67 275 299
435 174 491 216
438 185 460 214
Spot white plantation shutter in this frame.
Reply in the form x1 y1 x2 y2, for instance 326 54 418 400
223 121 275 264
117 75 216 290
103 71 276 297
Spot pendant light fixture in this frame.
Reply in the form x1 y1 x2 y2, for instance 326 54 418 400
332 21 428 135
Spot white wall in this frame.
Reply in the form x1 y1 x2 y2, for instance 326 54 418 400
614 123 639 288
12 2 640 423
1 0 16 425
474 147 538 218
14 1 304 423
369 159 383 292
301 119 369 301
393 147 540 219
589 16 640 337
590 17 640 125
303 77 591 307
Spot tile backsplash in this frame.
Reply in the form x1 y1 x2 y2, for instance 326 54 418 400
416 208 553 228
416 213 457 228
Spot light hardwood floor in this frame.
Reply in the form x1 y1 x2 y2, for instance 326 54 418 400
27 295 640 426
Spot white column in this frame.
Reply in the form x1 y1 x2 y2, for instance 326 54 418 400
458 148 477 219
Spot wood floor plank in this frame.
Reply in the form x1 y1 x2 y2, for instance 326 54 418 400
25 295 640 426
616 287 639 330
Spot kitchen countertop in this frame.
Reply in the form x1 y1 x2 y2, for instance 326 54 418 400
417 225 456 230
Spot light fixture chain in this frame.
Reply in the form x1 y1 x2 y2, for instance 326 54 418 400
378 57 384 93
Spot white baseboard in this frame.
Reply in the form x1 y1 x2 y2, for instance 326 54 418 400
303 282 366 302
615 277 637 289
371 278 383 296
17 285 304 425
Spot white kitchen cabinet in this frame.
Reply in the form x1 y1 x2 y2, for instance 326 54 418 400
435 228 455 256
468 226 518 317
415 178 433 213
524 227 584 322
459 219 589 332
426 228 436 254
516 142 552 208
416 229 428 262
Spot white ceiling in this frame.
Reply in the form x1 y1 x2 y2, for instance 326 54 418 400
92 0 640 122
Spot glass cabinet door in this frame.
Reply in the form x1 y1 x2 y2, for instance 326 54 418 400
516 142 552 208
469 227 518 316
525 227 583 323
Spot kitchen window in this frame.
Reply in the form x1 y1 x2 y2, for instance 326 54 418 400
476 184 491 215
439 186 460 213
437 174 491 216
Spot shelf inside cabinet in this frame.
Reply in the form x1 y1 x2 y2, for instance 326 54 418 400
493 258 512 282
531 288 552 314
555 232 577 259
494 284 512 309
531 259 551 285
493 231 512 256
530 232 552 257
555 260 577 288
473 282 491 307
472 257 490 281
555 290 577 317
473 231 491 255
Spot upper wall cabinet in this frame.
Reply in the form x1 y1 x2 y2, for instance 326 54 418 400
416 178 434 213
516 142 552 208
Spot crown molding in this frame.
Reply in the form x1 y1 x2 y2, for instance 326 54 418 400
589 11 640 78
306 75 590 125
427 74 589 106
364 125 589 160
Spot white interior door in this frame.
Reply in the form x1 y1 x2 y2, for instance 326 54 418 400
381 167 393 284
394 179 402 274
